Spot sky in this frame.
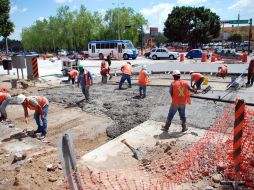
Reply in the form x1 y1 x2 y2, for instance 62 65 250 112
8 0 254 40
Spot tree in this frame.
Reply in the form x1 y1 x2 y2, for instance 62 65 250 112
228 33 242 42
154 33 168 47
0 0 14 53
164 6 220 48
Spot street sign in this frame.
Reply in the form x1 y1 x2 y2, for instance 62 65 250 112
150 27 158 37
220 20 249 24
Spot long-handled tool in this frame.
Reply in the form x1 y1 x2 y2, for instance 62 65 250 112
121 139 145 161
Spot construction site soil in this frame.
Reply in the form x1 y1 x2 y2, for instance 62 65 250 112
38 84 229 138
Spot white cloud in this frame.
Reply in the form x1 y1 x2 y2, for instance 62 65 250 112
37 17 46 21
10 5 18 14
9 27 22 40
140 3 174 31
177 0 207 5
228 0 254 15
97 8 106 17
21 8 28 13
54 0 73 3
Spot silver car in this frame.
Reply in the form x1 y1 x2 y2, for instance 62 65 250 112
149 48 179 60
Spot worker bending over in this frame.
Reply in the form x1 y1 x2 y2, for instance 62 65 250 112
100 60 109 84
138 65 150 98
119 62 133 90
77 65 93 102
17 94 49 139
218 65 228 78
0 92 12 121
190 71 204 90
62 69 79 84
246 57 254 86
162 70 196 132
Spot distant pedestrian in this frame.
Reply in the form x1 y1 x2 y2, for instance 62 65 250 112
119 62 132 89
62 69 79 84
217 65 228 78
100 60 109 84
0 92 12 121
162 70 196 132
106 53 113 80
190 71 204 90
77 65 93 102
138 65 150 98
246 57 254 86
17 94 49 139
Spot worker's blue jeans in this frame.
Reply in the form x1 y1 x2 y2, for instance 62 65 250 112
0 97 12 119
81 86 90 101
167 104 186 122
139 85 147 96
194 77 204 90
119 74 131 89
34 105 48 136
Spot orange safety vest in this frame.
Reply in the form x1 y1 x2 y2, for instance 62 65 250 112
191 73 203 82
0 86 8 92
0 92 10 105
171 80 191 105
101 63 109 74
122 64 132 75
138 70 150 85
84 71 91 86
25 96 48 110
220 66 228 74
68 70 78 79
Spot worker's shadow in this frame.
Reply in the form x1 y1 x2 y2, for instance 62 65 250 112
154 131 186 140
2 132 29 142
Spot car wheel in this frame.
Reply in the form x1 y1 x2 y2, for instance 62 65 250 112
169 55 174 60
123 54 129 60
152 55 157 60
99 53 104 60
187 55 192 59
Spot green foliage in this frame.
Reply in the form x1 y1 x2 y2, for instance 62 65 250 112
21 6 147 51
228 33 242 42
154 33 168 47
0 0 14 52
164 6 221 48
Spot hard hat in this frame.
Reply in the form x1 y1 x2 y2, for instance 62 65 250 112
190 70 194 74
142 65 147 70
172 70 181 76
78 64 84 72
17 94 26 104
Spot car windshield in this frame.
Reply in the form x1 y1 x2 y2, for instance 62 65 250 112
124 42 134 49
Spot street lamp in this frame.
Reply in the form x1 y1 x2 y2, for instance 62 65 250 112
112 0 124 40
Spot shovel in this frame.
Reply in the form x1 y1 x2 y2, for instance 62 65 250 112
121 139 145 161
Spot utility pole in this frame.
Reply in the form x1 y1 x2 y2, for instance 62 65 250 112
248 18 252 55
237 13 240 34
117 0 120 40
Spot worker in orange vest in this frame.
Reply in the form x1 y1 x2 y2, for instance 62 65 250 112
246 57 254 86
0 92 12 121
218 65 228 78
119 62 133 90
0 86 8 92
190 71 205 90
138 65 150 98
100 60 109 84
77 65 93 102
162 70 196 132
17 94 49 139
62 69 79 84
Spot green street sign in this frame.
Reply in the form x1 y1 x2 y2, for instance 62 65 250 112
230 20 249 24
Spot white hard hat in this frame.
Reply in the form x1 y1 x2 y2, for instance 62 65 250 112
17 94 26 104
190 70 194 74
172 70 181 76
142 65 147 70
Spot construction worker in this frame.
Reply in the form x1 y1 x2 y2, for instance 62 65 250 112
162 70 196 132
0 86 8 92
0 92 12 121
77 65 93 102
17 94 49 139
190 71 205 90
218 65 228 78
119 62 132 90
138 65 150 98
246 57 254 86
100 60 109 84
62 69 79 84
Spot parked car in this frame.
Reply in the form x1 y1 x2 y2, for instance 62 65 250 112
185 49 210 59
58 50 68 56
149 48 179 60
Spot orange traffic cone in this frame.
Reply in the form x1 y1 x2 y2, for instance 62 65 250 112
180 53 184 62
211 54 216 62
201 53 207 62
242 52 247 62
